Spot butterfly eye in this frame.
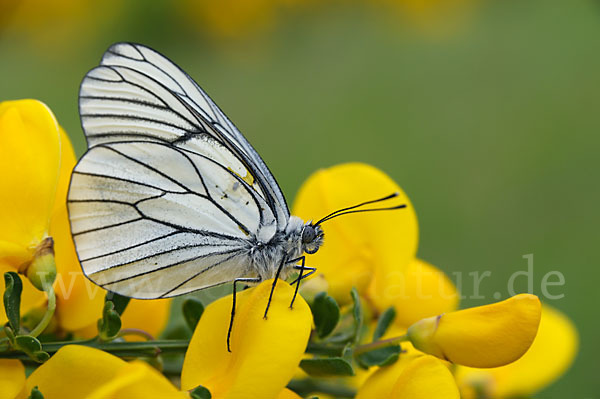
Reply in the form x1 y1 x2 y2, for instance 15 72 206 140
301 226 317 244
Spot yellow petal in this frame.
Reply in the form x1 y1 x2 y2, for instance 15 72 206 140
276 388 303 399
390 355 460 398
455 303 578 397
120 298 172 340
0 99 61 266
49 127 105 331
407 294 541 368
392 258 459 327
20 345 185 399
356 353 421 399
181 280 312 399
292 163 418 306
0 359 25 399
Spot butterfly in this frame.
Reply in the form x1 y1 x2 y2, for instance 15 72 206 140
67 43 405 350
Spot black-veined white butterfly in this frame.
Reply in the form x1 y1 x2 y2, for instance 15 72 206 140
67 43 405 350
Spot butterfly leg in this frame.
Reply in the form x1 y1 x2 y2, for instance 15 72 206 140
264 256 287 320
289 258 317 309
228 277 261 352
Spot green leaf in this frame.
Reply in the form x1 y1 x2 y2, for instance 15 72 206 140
310 292 340 338
105 292 131 316
98 301 122 341
373 306 396 341
356 345 401 368
29 386 44 399
300 357 355 377
14 335 49 363
4 272 23 333
15 335 42 353
183 298 205 331
350 287 363 345
190 386 212 399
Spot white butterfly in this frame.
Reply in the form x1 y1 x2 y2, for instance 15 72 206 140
67 43 403 348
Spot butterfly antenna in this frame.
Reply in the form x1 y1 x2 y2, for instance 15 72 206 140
314 192 406 226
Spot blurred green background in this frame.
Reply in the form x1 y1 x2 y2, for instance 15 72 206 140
1 0 598 396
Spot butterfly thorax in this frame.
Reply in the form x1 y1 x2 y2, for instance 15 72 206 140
246 216 324 282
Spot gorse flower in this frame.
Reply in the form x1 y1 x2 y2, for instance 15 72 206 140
407 294 541 368
293 163 458 321
293 163 420 308
0 99 170 336
14 345 188 399
455 303 578 398
182 280 312 398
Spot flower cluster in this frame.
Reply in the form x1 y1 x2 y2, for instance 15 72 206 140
0 100 577 399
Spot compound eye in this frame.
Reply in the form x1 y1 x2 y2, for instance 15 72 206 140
302 226 316 243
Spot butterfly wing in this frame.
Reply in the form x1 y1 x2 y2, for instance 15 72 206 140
68 43 286 298
79 42 289 227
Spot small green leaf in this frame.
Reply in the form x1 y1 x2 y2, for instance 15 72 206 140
373 306 396 341
310 292 340 338
350 287 363 345
31 350 51 363
183 298 205 331
29 386 44 399
4 272 23 333
98 301 122 340
14 335 49 363
300 357 355 377
105 292 131 316
190 386 212 399
356 345 401 368
15 335 42 353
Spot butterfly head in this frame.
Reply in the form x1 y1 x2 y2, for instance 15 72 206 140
301 223 324 255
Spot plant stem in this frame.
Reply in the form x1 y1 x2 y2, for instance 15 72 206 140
354 333 408 355
0 339 190 360
29 285 56 337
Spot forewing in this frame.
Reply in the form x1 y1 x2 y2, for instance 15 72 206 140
68 139 275 298
79 42 289 228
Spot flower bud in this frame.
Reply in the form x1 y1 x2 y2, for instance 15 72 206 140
25 237 57 291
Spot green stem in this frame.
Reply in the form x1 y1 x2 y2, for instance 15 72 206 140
29 285 56 337
353 333 408 355
0 339 190 360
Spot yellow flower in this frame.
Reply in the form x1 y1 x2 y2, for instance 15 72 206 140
455 303 578 398
391 258 459 327
0 99 171 337
0 359 25 399
0 99 105 332
292 163 419 307
182 279 312 399
292 163 457 323
357 354 459 399
14 345 187 399
391 355 459 398
407 294 541 368
0 99 64 323
276 388 303 399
